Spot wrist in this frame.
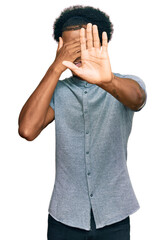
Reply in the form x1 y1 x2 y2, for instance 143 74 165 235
50 61 64 76
97 72 115 88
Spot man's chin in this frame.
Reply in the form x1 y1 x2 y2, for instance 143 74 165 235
71 71 84 81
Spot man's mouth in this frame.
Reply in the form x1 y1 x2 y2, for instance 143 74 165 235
74 58 82 67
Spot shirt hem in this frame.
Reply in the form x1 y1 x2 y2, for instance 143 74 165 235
48 205 140 231
48 208 91 231
96 205 140 229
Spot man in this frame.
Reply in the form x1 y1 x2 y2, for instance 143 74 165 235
18 5 147 240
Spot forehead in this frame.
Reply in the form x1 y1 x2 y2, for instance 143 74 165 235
62 25 87 43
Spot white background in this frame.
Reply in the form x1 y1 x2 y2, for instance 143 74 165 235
0 0 164 239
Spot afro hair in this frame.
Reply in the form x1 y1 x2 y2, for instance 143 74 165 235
53 5 114 45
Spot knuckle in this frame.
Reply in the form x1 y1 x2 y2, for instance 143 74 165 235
68 49 72 55
63 44 66 50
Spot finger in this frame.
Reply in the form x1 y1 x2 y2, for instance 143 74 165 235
80 28 86 51
102 32 108 52
62 61 81 75
64 37 80 46
64 40 81 52
70 44 81 53
73 51 81 61
57 37 63 51
93 25 100 49
86 23 93 49
67 46 81 62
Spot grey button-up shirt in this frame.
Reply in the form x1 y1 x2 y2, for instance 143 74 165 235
48 72 147 231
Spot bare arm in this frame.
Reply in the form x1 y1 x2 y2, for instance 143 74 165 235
97 75 146 111
18 65 61 141
18 37 81 141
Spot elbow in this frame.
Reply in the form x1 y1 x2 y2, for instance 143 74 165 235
18 126 37 141
131 88 146 111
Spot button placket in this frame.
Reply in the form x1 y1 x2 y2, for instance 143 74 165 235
83 88 93 199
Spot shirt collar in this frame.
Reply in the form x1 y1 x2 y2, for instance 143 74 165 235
70 75 96 88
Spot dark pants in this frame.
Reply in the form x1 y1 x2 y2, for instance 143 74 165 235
47 208 130 240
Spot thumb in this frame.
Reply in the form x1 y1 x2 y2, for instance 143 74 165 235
57 37 63 51
62 61 81 75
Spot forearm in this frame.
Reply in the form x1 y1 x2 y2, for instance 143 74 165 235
18 62 61 137
97 74 146 111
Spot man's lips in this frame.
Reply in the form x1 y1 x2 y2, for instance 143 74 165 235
74 61 82 67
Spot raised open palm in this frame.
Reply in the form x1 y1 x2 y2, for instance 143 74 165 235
62 23 114 85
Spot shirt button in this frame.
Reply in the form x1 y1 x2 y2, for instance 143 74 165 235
84 91 87 94
86 151 89 154
87 172 90 176
90 193 93 197
86 131 89 134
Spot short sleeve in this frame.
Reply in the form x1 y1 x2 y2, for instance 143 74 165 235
49 91 55 111
113 73 147 111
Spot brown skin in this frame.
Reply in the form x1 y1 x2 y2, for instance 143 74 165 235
63 23 146 110
18 29 81 141
18 23 146 141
